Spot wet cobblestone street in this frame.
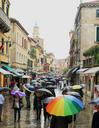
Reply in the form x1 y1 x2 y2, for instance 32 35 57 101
0 89 93 128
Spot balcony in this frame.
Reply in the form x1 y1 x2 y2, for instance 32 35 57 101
0 53 8 63
0 7 10 33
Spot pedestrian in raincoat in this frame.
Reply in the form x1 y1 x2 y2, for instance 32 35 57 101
0 91 4 122
91 104 99 128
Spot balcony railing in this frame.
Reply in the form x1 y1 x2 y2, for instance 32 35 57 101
0 7 10 33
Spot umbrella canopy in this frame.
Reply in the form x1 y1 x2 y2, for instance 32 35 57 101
72 85 82 90
23 84 34 93
80 84 86 88
46 81 54 85
89 97 99 105
31 80 37 83
0 87 10 91
67 91 81 97
46 85 57 89
46 95 84 116
36 88 53 95
62 86 72 92
22 75 31 79
11 90 26 97
42 97 55 104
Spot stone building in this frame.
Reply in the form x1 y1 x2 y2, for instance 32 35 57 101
0 0 10 86
9 18 29 71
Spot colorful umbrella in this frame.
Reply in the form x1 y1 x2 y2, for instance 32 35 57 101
11 90 26 97
46 95 84 116
72 85 82 90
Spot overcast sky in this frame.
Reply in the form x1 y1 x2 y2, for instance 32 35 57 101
10 0 90 59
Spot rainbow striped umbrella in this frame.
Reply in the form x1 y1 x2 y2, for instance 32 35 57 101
46 95 84 116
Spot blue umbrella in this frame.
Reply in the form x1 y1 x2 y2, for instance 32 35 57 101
23 84 35 92
89 97 99 105
0 87 10 91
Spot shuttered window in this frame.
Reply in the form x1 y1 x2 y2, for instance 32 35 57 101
96 9 99 17
96 27 99 42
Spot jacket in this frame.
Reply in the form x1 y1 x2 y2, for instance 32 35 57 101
92 111 99 128
50 115 72 128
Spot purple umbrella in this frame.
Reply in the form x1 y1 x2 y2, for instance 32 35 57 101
11 90 26 97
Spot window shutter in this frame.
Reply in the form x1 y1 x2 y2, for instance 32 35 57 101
96 27 99 42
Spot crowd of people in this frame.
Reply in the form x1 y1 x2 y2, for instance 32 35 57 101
0 75 99 128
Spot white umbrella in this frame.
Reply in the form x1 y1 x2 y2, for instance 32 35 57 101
22 75 31 79
42 97 55 104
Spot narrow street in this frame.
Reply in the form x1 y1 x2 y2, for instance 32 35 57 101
0 88 93 128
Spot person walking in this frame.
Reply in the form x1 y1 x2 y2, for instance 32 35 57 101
0 91 5 122
33 91 42 121
91 104 99 128
42 93 51 122
13 94 22 122
25 90 31 109
50 115 72 128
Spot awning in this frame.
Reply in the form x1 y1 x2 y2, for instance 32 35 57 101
77 68 88 74
2 65 22 76
0 68 12 75
72 67 79 73
66 66 79 77
84 67 99 75
67 67 76 75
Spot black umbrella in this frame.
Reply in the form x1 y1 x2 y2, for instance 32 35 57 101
36 88 53 95
46 85 57 89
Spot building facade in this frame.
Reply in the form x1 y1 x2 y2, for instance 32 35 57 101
0 0 11 87
9 18 29 71
74 1 99 67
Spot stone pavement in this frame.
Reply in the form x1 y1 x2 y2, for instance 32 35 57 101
0 89 93 128
71 92 92 128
